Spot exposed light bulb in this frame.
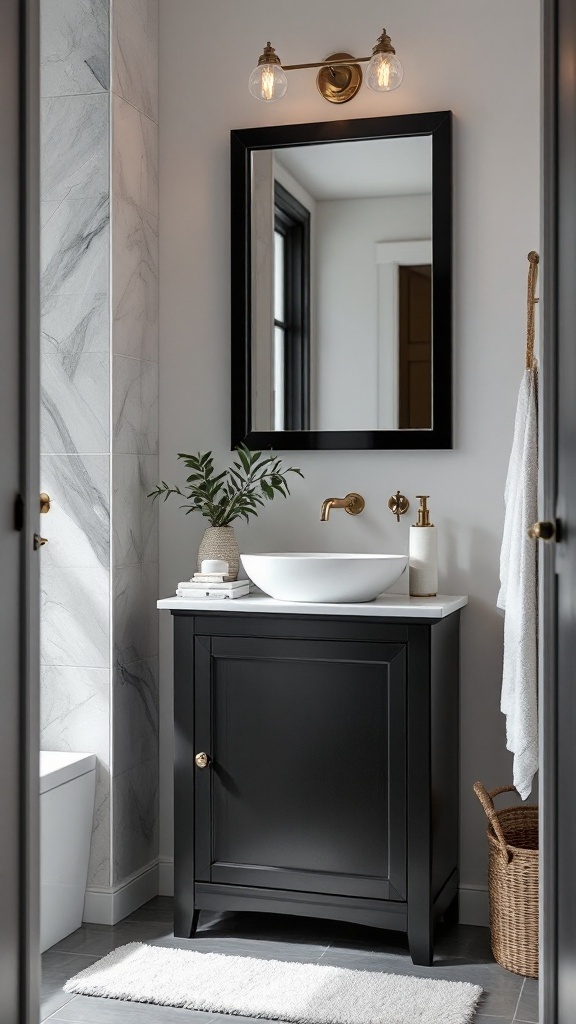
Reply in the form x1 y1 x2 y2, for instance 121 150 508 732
366 51 404 92
248 63 288 101
248 43 288 101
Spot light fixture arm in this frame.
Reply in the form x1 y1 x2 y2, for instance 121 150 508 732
281 55 372 72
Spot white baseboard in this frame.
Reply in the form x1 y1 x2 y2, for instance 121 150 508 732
83 860 160 925
458 885 489 927
151 861 488 929
158 857 174 896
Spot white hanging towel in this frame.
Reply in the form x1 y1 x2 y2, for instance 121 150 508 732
497 361 538 800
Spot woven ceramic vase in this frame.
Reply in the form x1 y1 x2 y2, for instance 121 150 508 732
197 526 240 581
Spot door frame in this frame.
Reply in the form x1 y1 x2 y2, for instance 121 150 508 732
0 1 40 1021
2 0 574 1020
540 0 576 1021
540 1 557 1018
23 1 42 1021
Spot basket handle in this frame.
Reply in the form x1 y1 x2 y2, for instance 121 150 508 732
473 781 514 861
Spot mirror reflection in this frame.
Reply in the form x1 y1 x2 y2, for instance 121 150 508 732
251 136 433 432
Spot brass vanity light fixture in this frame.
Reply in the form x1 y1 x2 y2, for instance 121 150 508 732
248 30 404 104
320 493 365 521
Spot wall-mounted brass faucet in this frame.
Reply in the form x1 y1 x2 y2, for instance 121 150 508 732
320 492 365 522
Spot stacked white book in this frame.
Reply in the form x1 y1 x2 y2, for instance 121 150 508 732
176 573 252 600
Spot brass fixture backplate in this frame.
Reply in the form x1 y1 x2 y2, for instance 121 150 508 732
345 492 365 516
317 53 362 104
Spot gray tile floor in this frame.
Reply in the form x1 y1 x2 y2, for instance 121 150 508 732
41 897 539 1024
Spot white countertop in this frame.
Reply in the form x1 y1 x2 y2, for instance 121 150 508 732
157 592 468 618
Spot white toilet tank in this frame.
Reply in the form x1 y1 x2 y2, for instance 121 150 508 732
40 751 96 953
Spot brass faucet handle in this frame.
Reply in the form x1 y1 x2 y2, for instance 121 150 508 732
40 492 51 514
388 491 410 522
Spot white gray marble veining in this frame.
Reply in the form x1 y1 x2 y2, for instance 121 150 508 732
41 352 110 454
113 454 158 566
113 656 159 776
113 561 159 668
88 763 112 887
41 664 110 763
41 195 109 301
112 193 158 361
41 0 109 97
40 454 110 568
113 757 159 884
113 94 158 216
113 354 159 455
42 290 109 360
112 0 158 122
41 93 109 202
41 566 110 668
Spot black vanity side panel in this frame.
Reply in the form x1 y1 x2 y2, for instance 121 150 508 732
406 624 433 964
430 612 460 901
173 614 197 937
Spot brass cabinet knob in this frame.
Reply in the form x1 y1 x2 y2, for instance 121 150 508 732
40 492 51 514
527 520 556 541
195 752 211 769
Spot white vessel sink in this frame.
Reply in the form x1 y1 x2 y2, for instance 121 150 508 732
241 552 408 604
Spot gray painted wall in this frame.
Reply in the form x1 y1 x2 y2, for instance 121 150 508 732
157 0 541 923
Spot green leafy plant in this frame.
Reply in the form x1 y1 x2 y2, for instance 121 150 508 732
149 444 304 527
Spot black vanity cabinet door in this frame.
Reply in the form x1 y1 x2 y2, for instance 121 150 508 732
193 635 407 901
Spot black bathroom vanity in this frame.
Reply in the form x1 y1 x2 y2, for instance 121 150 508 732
158 591 467 966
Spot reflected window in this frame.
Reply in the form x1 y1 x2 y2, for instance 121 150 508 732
273 182 310 430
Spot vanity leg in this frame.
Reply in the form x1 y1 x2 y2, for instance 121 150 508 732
408 908 434 966
443 890 459 927
190 909 201 937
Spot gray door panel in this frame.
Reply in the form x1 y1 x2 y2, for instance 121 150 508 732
0 1 40 1021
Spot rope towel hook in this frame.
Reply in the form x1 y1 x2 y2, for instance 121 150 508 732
526 251 539 370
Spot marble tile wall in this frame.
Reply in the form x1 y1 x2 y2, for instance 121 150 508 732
40 0 159 900
111 0 159 888
40 0 112 891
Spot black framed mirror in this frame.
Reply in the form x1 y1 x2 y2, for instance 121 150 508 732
231 111 452 451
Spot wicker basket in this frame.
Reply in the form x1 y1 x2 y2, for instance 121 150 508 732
474 782 539 978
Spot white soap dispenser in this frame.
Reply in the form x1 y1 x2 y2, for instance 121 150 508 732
409 495 438 597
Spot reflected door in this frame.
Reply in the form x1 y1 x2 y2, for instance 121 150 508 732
398 265 432 429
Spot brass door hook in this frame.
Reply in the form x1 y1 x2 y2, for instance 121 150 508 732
388 491 410 522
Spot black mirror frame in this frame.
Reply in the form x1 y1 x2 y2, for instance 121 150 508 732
231 110 453 451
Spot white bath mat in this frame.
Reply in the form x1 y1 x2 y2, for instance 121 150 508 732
64 941 483 1024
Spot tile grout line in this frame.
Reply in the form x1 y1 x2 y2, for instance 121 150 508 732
314 943 331 962
40 992 77 1024
47 949 100 958
511 977 526 1022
